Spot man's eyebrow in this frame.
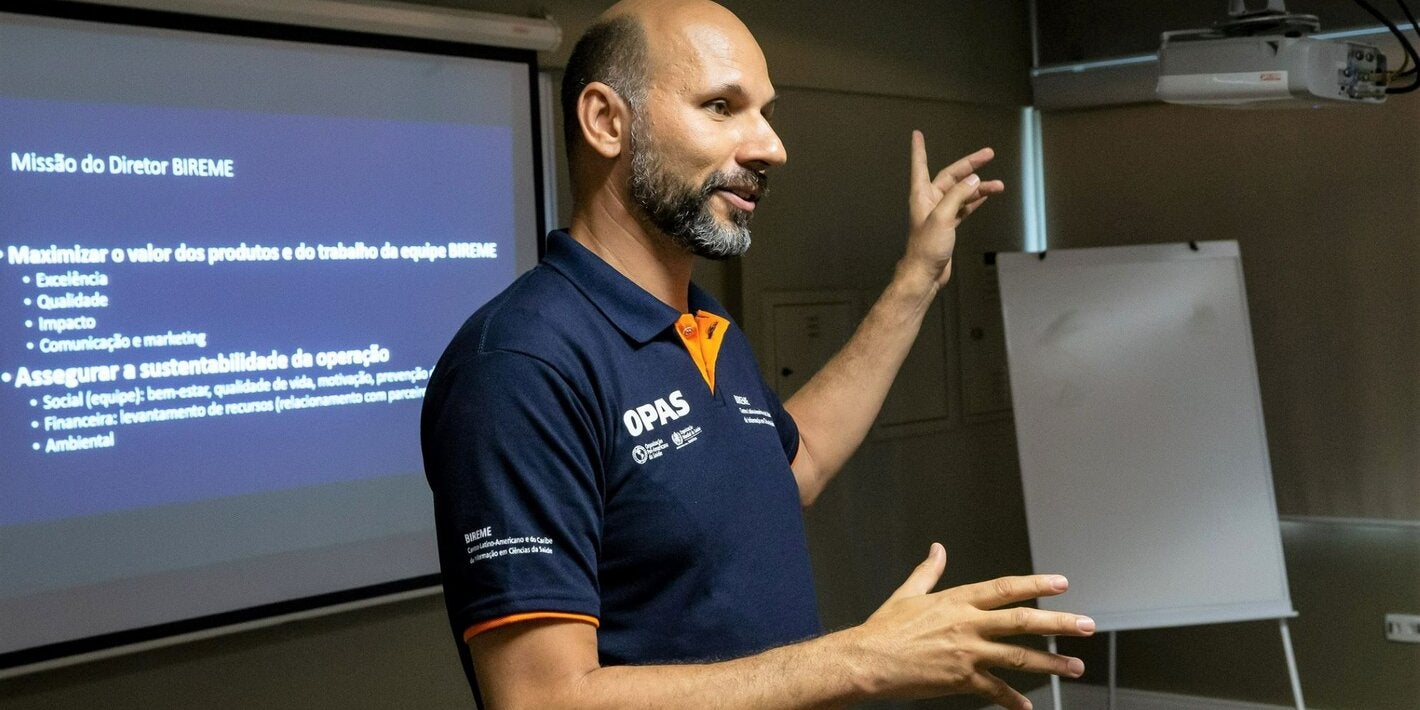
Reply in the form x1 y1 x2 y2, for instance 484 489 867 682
704 83 779 112
703 82 749 99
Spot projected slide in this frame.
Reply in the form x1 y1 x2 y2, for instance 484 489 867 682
0 7 540 665
0 96 515 525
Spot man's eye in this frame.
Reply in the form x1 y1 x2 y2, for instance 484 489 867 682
705 99 730 116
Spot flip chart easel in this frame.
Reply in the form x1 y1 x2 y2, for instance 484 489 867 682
996 241 1303 709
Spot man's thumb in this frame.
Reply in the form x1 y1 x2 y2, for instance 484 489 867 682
886 542 946 601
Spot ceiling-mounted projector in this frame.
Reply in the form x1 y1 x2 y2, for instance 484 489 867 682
1157 0 1389 107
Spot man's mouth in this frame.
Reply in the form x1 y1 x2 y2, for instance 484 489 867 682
715 188 758 212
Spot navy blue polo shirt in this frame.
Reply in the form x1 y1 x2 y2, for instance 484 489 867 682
421 230 822 694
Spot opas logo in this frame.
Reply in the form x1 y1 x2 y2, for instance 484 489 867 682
631 439 668 465
622 390 691 436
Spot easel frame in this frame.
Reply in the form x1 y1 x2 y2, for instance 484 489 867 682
1045 617 1305 709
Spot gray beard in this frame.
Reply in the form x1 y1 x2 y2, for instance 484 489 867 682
627 120 764 260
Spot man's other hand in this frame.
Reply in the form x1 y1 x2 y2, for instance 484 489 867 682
843 542 1094 710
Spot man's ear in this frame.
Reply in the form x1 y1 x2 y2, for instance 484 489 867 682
577 81 630 160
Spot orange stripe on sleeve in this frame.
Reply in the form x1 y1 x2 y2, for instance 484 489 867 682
463 612 599 642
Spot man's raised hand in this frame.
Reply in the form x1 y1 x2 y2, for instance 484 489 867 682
902 130 1006 289
843 543 1094 710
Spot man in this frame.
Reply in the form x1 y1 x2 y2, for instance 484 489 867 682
421 1 1094 708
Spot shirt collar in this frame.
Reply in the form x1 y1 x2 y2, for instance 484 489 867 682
541 230 729 344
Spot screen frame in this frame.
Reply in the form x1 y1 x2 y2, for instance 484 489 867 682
0 0 547 674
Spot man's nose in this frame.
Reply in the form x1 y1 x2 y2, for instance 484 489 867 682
738 116 787 171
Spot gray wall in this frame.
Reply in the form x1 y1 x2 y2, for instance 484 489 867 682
0 593 473 710
1042 101 1420 522
1 2 1037 709
1040 91 1420 708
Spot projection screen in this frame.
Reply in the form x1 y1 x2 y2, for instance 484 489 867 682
0 1 544 670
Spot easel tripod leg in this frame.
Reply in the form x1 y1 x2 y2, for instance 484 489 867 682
1108 631 1117 710
1280 618 1305 710
1048 635 1062 710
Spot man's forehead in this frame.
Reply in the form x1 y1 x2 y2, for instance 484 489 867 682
603 0 771 93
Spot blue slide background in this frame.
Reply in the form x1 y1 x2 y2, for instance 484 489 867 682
0 97 517 526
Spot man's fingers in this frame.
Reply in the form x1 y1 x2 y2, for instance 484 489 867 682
969 670 1031 710
977 606 1096 638
950 574 1071 609
935 173 1005 198
981 641 1086 679
931 147 996 187
910 130 929 189
921 183 998 229
886 542 947 601
924 173 983 229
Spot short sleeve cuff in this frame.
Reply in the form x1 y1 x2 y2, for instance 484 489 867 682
463 611 600 641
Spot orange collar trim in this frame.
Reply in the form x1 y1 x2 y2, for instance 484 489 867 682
674 310 729 393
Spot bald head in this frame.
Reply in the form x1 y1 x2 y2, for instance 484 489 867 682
560 0 767 168
597 0 761 77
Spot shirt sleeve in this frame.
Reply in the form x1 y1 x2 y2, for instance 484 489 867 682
421 349 604 640
759 376 800 464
